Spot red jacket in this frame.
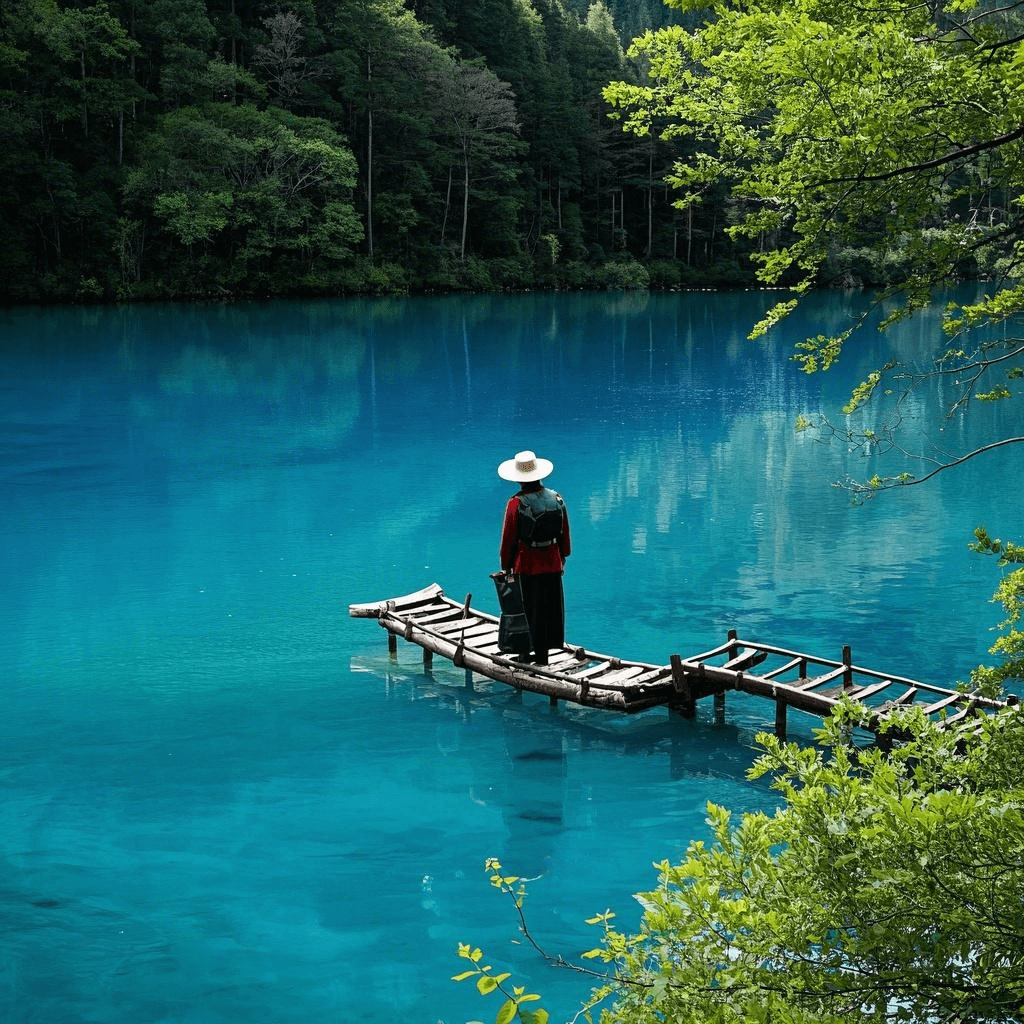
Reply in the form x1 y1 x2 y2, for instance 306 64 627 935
500 488 571 574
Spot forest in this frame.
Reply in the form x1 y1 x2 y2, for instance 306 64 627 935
0 0 715 302
3 0 1022 304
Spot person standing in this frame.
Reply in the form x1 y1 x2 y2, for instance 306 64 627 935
498 450 571 665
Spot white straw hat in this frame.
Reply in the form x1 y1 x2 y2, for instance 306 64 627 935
497 450 553 482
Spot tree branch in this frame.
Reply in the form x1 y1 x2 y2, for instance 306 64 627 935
812 124 1024 187
843 436 1024 494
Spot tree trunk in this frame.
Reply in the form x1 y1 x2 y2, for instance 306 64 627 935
647 146 653 257
440 166 452 247
80 51 88 137
365 50 374 258
460 147 469 260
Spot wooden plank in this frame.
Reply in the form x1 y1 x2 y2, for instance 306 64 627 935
349 583 445 618
939 699 980 726
415 607 478 627
565 659 621 681
684 639 737 663
922 692 969 716
448 625 501 646
793 666 848 691
761 656 806 681
431 616 489 635
876 687 919 714
848 679 897 703
585 664 648 689
890 687 919 706
544 650 581 670
722 648 768 672
622 666 674 690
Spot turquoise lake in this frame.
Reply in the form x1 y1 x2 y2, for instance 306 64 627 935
1 291 1022 1023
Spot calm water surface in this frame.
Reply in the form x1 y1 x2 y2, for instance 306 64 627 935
1 291 1022 1023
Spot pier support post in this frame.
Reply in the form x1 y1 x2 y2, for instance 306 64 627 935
775 700 787 739
714 691 725 725
843 645 852 688
388 631 397 658
423 648 433 673
669 655 695 718
465 669 474 690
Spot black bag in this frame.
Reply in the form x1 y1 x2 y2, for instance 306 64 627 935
517 488 565 548
490 571 533 655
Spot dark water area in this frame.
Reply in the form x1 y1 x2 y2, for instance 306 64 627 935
1 290 1021 1023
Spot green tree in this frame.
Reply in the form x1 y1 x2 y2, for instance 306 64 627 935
581 705 1024 1024
426 54 522 260
970 528 1024 694
604 0 1024 485
125 101 361 292
325 0 449 264
0 0 145 298
141 0 217 106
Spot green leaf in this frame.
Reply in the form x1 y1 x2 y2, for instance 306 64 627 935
495 999 517 1024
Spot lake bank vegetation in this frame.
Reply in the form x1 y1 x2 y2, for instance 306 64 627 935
4 0 1021 303
0 0 724 302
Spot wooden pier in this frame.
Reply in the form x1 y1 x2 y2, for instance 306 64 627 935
349 583 1019 740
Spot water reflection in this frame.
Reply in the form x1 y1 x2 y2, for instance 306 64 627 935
2 291 1021 1024
366 651 773 827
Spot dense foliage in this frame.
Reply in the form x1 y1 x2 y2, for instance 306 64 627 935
580 704 1024 1024
0 0 738 301
605 0 1024 491
606 0 1024 302
458 703 1024 1024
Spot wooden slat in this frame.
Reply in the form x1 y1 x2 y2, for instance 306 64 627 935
349 583 445 618
877 687 919 713
761 656 806 681
415 607 475 626
794 666 847 691
684 639 736 662
473 641 503 655
939 699 980 726
722 648 768 672
431 616 488 635
566 659 623 680
625 666 674 690
848 679 896 703
586 664 648 689
544 649 579 668
921 692 968 716
452 626 501 645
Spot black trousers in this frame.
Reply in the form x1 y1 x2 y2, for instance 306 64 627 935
518 573 565 664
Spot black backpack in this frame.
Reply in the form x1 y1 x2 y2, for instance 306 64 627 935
517 488 565 548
